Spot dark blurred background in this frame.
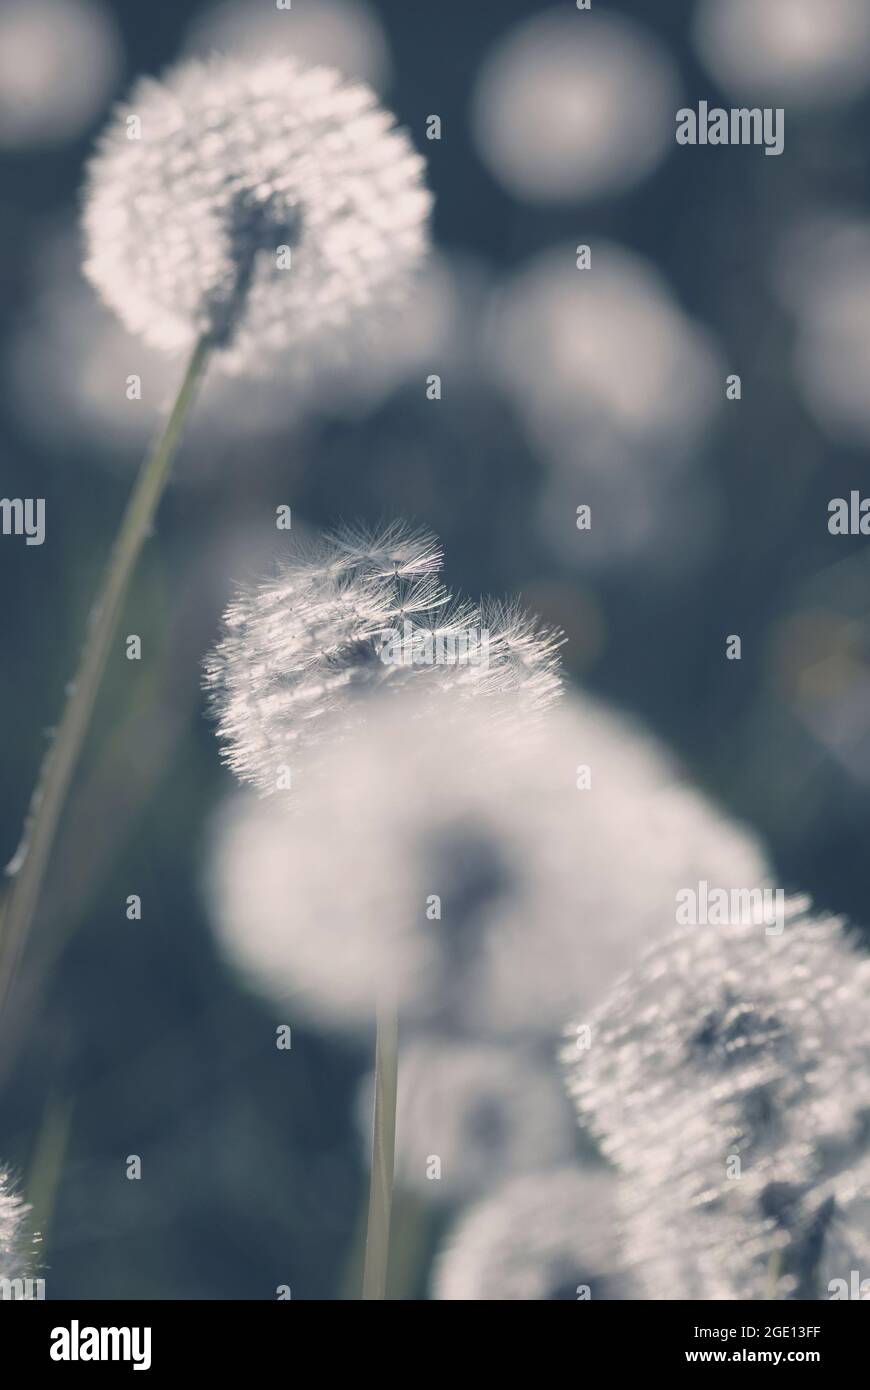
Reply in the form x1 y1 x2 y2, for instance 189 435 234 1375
2 0 870 1297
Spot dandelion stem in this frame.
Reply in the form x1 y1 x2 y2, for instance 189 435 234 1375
0 334 211 1017
362 993 398 1300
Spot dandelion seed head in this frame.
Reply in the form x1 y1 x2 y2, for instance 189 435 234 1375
83 56 432 376
564 902 870 1298
204 685 768 1037
356 1038 575 1205
204 523 563 791
432 1167 635 1301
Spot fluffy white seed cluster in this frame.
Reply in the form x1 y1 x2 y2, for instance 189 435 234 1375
563 901 870 1299
432 1167 635 1300
204 523 563 791
356 1037 576 1205
83 56 432 375
0 1169 32 1283
204 683 769 1035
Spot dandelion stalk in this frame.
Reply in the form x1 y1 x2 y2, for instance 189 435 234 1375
362 993 398 1300
0 335 210 1016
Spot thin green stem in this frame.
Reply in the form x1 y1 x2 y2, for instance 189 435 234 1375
0 335 211 1018
26 1089 75 1258
362 994 398 1300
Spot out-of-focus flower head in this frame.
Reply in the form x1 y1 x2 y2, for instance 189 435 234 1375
472 8 679 203
356 1037 575 1205
185 0 392 93
204 522 563 792
83 55 432 376
694 0 870 109
0 0 121 149
487 243 724 575
203 684 769 1037
776 214 870 447
564 900 870 1298
489 243 723 462
432 1167 635 1300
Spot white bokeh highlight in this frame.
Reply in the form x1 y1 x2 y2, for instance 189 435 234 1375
185 0 392 92
693 0 870 108
472 9 679 202
0 0 122 149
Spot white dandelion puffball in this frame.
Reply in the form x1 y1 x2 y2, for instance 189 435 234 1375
488 243 723 465
203 684 769 1037
356 1038 575 1205
0 1169 32 1283
185 0 392 93
433 1167 634 1301
83 56 432 376
0 0 121 149
488 245 724 573
472 9 679 202
564 902 870 1299
693 0 870 109
776 215 870 447
204 523 562 792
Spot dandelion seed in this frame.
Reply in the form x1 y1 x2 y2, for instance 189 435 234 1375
203 685 768 1036
83 55 432 375
432 1167 635 1301
563 901 870 1299
0 1169 32 1283
204 523 562 790
356 1037 575 1205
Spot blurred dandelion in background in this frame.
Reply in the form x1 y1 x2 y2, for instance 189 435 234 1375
356 1037 575 1205
775 214 870 447
564 901 870 1298
184 0 392 93
693 0 870 109
83 55 432 374
203 682 768 1037
471 8 679 203
489 244 723 463
432 1167 634 1301
0 0 122 150
486 243 724 573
